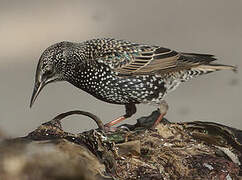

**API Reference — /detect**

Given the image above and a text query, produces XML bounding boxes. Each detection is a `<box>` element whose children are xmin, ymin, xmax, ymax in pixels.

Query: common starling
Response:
<box><xmin>30</xmin><ymin>38</ymin><xmax>236</xmax><ymax>130</ymax></box>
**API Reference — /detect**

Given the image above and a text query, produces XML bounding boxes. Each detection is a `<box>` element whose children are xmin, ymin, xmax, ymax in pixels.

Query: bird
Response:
<box><xmin>30</xmin><ymin>38</ymin><xmax>236</xmax><ymax>131</ymax></box>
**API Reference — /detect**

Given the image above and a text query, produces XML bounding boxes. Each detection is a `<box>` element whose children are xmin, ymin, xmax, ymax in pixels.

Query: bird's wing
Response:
<box><xmin>115</xmin><ymin>46</ymin><xmax>181</xmax><ymax>75</ymax></box>
<box><xmin>94</xmin><ymin>39</ymin><xmax>222</xmax><ymax>76</ymax></box>
<box><xmin>96</xmin><ymin>41</ymin><xmax>180</xmax><ymax>75</ymax></box>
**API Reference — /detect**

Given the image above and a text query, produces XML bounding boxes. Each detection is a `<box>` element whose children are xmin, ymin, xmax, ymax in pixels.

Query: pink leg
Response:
<box><xmin>152</xmin><ymin>112</ymin><xmax>166</xmax><ymax>128</ymax></box>
<box><xmin>104</xmin><ymin>104</ymin><xmax>136</xmax><ymax>132</ymax></box>
<box><xmin>152</xmin><ymin>100</ymin><xmax>169</xmax><ymax>128</ymax></box>
<box><xmin>104</xmin><ymin>116</ymin><xmax>126</xmax><ymax>128</ymax></box>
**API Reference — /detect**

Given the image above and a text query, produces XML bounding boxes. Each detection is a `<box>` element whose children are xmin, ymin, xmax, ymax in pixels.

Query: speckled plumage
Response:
<box><xmin>30</xmin><ymin>38</ymin><xmax>236</xmax><ymax>125</ymax></box>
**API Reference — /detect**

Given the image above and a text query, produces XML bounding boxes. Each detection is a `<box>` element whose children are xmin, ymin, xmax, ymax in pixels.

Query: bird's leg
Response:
<box><xmin>104</xmin><ymin>103</ymin><xmax>137</xmax><ymax>129</ymax></box>
<box><xmin>152</xmin><ymin>100</ymin><xmax>169</xmax><ymax>128</ymax></box>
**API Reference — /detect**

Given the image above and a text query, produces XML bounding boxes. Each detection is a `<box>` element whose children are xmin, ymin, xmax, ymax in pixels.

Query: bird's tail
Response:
<box><xmin>178</xmin><ymin>52</ymin><xmax>237</xmax><ymax>77</ymax></box>
<box><xmin>192</xmin><ymin>63</ymin><xmax>237</xmax><ymax>75</ymax></box>
<box><xmin>180</xmin><ymin>52</ymin><xmax>237</xmax><ymax>73</ymax></box>
<box><xmin>178</xmin><ymin>63</ymin><xmax>237</xmax><ymax>83</ymax></box>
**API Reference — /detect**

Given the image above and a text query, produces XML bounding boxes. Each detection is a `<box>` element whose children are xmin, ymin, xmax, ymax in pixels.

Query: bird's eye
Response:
<box><xmin>44</xmin><ymin>65</ymin><xmax>53</xmax><ymax>76</ymax></box>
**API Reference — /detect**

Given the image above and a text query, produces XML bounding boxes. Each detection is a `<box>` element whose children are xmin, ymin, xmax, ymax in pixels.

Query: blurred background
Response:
<box><xmin>0</xmin><ymin>0</ymin><xmax>241</xmax><ymax>137</ymax></box>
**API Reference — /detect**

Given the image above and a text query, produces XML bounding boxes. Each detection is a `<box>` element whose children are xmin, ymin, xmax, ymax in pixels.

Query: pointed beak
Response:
<box><xmin>30</xmin><ymin>71</ymin><xmax>59</xmax><ymax>108</ymax></box>
<box><xmin>30</xmin><ymin>80</ymin><xmax>46</xmax><ymax>108</ymax></box>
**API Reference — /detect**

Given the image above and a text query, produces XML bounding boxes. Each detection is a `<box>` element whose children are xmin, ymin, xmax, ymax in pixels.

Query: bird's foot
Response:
<box><xmin>151</xmin><ymin>100</ymin><xmax>169</xmax><ymax>129</ymax></box>
<box><xmin>104</xmin><ymin>126</ymin><xmax>118</xmax><ymax>132</ymax></box>
<box><xmin>151</xmin><ymin>113</ymin><xmax>166</xmax><ymax>129</ymax></box>
<box><xmin>104</xmin><ymin>117</ymin><xmax>126</xmax><ymax>128</ymax></box>
<box><xmin>104</xmin><ymin>116</ymin><xmax>126</xmax><ymax>132</ymax></box>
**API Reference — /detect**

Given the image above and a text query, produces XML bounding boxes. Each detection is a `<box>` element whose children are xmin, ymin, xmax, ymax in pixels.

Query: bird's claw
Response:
<box><xmin>104</xmin><ymin>125</ymin><xmax>118</xmax><ymax>132</ymax></box>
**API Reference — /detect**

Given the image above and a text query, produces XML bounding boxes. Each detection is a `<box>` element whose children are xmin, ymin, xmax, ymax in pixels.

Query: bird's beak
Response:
<box><xmin>30</xmin><ymin>72</ymin><xmax>59</xmax><ymax>108</ymax></box>
<box><xmin>30</xmin><ymin>79</ymin><xmax>46</xmax><ymax>108</ymax></box>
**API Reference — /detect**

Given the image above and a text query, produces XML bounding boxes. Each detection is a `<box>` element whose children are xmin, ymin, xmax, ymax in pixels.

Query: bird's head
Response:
<box><xmin>30</xmin><ymin>41</ymin><xmax>78</xmax><ymax>108</ymax></box>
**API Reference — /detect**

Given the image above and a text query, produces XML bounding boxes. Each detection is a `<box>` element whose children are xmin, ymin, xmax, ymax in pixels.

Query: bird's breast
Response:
<box><xmin>68</xmin><ymin>65</ymin><xmax>167</xmax><ymax>105</ymax></box>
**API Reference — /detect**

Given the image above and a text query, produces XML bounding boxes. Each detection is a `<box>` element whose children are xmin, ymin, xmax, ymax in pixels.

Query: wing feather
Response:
<box><xmin>92</xmin><ymin>38</ymin><xmax>225</xmax><ymax>76</ymax></box>
<box><xmin>114</xmin><ymin>46</ymin><xmax>180</xmax><ymax>75</ymax></box>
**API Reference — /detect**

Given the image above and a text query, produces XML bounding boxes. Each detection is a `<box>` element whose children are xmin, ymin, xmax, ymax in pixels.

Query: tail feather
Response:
<box><xmin>193</xmin><ymin>64</ymin><xmax>237</xmax><ymax>74</ymax></box>
<box><xmin>180</xmin><ymin>52</ymin><xmax>237</xmax><ymax>74</ymax></box>
<box><xmin>179</xmin><ymin>64</ymin><xmax>237</xmax><ymax>83</ymax></box>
